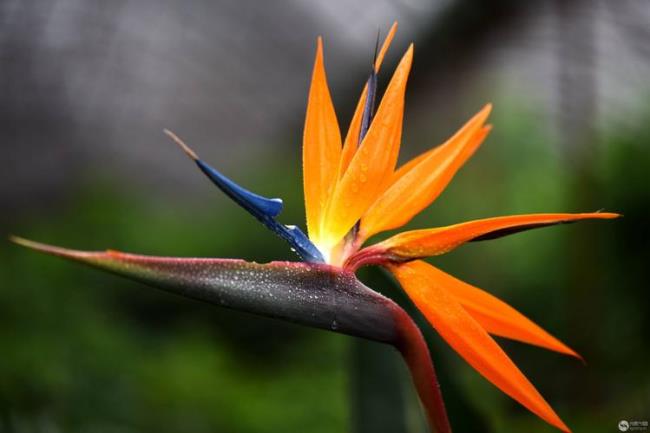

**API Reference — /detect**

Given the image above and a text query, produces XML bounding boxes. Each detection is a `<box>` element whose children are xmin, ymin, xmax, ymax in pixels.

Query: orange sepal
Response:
<box><xmin>322</xmin><ymin>44</ymin><xmax>414</xmax><ymax>248</ymax></box>
<box><xmin>359</xmin><ymin>105</ymin><xmax>492</xmax><ymax>240</ymax></box>
<box><xmin>339</xmin><ymin>22</ymin><xmax>398</xmax><ymax>176</ymax></box>
<box><xmin>416</xmin><ymin>263</ymin><xmax>582</xmax><ymax>359</ymax></box>
<box><xmin>302</xmin><ymin>37</ymin><xmax>342</xmax><ymax>245</ymax></box>
<box><xmin>378</xmin><ymin>212</ymin><xmax>620</xmax><ymax>260</ymax></box>
<box><xmin>388</xmin><ymin>260</ymin><xmax>571</xmax><ymax>432</ymax></box>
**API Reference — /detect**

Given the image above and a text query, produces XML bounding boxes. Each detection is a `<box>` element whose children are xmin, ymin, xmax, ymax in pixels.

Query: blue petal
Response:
<box><xmin>358</xmin><ymin>69</ymin><xmax>377</xmax><ymax>144</ymax></box>
<box><xmin>196</xmin><ymin>160</ymin><xmax>283</xmax><ymax>217</ymax></box>
<box><xmin>283</xmin><ymin>225</ymin><xmax>325</xmax><ymax>262</ymax></box>
<box><xmin>194</xmin><ymin>159</ymin><xmax>324</xmax><ymax>263</ymax></box>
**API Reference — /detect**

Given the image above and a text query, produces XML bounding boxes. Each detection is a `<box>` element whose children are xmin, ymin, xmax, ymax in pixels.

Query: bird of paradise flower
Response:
<box><xmin>11</xmin><ymin>22</ymin><xmax>618</xmax><ymax>433</ymax></box>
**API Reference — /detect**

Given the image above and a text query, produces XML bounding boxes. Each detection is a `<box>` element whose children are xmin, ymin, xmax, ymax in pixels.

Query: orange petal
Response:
<box><xmin>390</xmin><ymin>105</ymin><xmax>490</xmax><ymax>186</ymax></box>
<box><xmin>322</xmin><ymin>45</ymin><xmax>413</xmax><ymax>249</ymax></box>
<box><xmin>303</xmin><ymin>37</ymin><xmax>342</xmax><ymax>244</ymax></box>
<box><xmin>374</xmin><ymin>22</ymin><xmax>398</xmax><ymax>71</ymax></box>
<box><xmin>340</xmin><ymin>22</ymin><xmax>398</xmax><ymax>177</ymax></box>
<box><xmin>388</xmin><ymin>260</ymin><xmax>571</xmax><ymax>432</ymax></box>
<box><xmin>379</xmin><ymin>212</ymin><xmax>620</xmax><ymax>260</ymax></box>
<box><xmin>417</xmin><ymin>263</ymin><xmax>581</xmax><ymax>359</ymax></box>
<box><xmin>359</xmin><ymin>105</ymin><xmax>492</xmax><ymax>240</ymax></box>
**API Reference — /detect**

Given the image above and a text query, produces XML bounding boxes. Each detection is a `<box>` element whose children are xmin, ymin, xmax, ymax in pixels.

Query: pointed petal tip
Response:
<box><xmin>595</xmin><ymin>211</ymin><xmax>621</xmax><ymax>219</ymax></box>
<box><xmin>164</xmin><ymin>129</ymin><xmax>198</xmax><ymax>161</ymax></box>
<box><xmin>547</xmin><ymin>338</ymin><xmax>583</xmax><ymax>363</ymax></box>
<box><xmin>551</xmin><ymin>341</ymin><xmax>584</xmax><ymax>363</ymax></box>
<box><xmin>556</xmin><ymin>418</ymin><xmax>572</xmax><ymax>433</ymax></box>
<box><xmin>397</xmin><ymin>43</ymin><xmax>414</xmax><ymax>64</ymax></box>
<box><xmin>397</xmin><ymin>44</ymin><xmax>414</xmax><ymax>70</ymax></box>
<box><xmin>476</xmin><ymin>103</ymin><xmax>492</xmax><ymax>122</ymax></box>
<box><xmin>374</xmin><ymin>22</ymin><xmax>399</xmax><ymax>72</ymax></box>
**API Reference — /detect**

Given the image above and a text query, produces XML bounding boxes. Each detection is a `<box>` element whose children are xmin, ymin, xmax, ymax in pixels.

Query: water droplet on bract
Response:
<box><xmin>330</xmin><ymin>320</ymin><xmax>338</xmax><ymax>330</ymax></box>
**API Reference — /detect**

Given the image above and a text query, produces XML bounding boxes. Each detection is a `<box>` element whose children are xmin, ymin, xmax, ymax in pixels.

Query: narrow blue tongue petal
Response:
<box><xmin>358</xmin><ymin>69</ymin><xmax>377</xmax><ymax>144</ymax></box>
<box><xmin>358</xmin><ymin>33</ymin><xmax>381</xmax><ymax>145</ymax></box>
<box><xmin>195</xmin><ymin>160</ymin><xmax>283</xmax><ymax>218</ymax></box>
<box><xmin>351</xmin><ymin>45</ymin><xmax>381</xmax><ymax>237</ymax></box>
<box><xmin>164</xmin><ymin>130</ymin><xmax>324</xmax><ymax>263</ymax></box>
<box><xmin>197</xmin><ymin>159</ymin><xmax>324</xmax><ymax>262</ymax></box>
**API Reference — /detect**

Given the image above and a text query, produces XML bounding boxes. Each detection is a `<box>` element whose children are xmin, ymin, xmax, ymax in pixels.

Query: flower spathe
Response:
<box><xmin>11</xmin><ymin>21</ymin><xmax>619</xmax><ymax>433</ymax></box>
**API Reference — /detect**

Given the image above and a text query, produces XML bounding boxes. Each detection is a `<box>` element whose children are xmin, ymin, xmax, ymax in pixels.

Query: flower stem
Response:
<box><xmin>390</xmin><ymin>303</ymin><xmax>452</xmax><ymax>433</ymax></box>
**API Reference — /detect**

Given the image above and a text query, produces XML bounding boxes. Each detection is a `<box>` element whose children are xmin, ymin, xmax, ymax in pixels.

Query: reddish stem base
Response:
<box><xmin>391</xmin><ymin>303</ymin><xmax>452</xmax><ymax>433</ymax></box>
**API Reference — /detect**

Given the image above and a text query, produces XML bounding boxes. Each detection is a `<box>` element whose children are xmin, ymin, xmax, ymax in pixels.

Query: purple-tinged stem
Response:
<box><xmin>387</xmin><ymin>300</ymin><xmax>452</xmax><ymax>433</ymax></box>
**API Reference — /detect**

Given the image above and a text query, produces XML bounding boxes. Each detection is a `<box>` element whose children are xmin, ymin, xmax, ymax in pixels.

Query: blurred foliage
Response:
<box><xmin>1</xmin><ymin>176</ymin><xmax>348</xmax><ymax>433</ymax></box>
<box><xmin>2</xmin><ymin>101</ymin><xmax>649</xmax><ymax>433</ymax></box>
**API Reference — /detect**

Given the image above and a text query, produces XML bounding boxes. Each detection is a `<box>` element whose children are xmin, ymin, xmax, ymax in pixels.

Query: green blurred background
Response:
<box><xmin>2</xmin><ymin>1</ymin><xmax>649</xmax><ymax>432</ymax></box>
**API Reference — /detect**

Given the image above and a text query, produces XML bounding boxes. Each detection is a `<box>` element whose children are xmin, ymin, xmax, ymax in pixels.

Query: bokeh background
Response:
<box><xmin>2</xmin><ymin>1</ymin><xmax>649</xmax><ymax>432</ymax></box>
